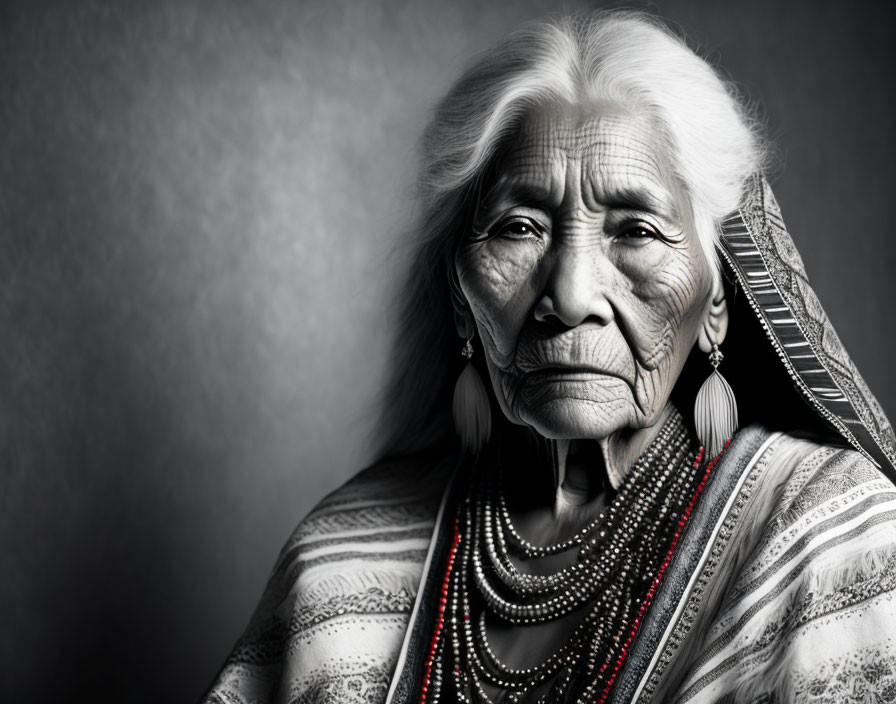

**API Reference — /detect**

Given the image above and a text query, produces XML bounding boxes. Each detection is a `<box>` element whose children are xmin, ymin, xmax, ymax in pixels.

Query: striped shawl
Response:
<box><xmin>203</xmin><ymin>428</ymin><xmax>896</xmax><ymax>703</ymax></box>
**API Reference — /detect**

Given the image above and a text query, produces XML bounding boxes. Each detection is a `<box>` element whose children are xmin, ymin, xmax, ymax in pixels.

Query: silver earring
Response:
<box><xmin>452</xmin><ymin>337</ymin><xmax>491</xmax><ymax>453</ymax></box>
<box><xmin>694</xmin><ymin>343</ymin><xmax>738</xmax><ymax>458</ymax></box>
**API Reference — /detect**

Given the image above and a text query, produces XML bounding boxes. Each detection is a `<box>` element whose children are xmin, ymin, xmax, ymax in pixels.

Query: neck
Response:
<box><xmin>550</xmin><ymin>403</ymin><xmax>676</xmax><ymax>516</ymax></box>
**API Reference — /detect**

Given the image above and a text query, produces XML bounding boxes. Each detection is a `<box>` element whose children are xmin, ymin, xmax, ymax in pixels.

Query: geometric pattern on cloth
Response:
<box><xmin>200</xmin><ymin>455</ymin><xmax>453</xmax><ymax>704</ymax></box>
<box><xmin>666</xmin><ymin>439</ymin><xmax>896</xmax><ymax>703</ymax></box>
<box><xmin>719</xmin><ymin>175</ymin><xmax>896</xmax><ymax>476</ymax></box>
<box><xmin>791</xmin><ymin>641</ymin><xmax>896</xmax><ymax>703</ymax></box>
<box><xmin>202</xmin><ymin>432</ymin><xmax>896</xmax><ymax>703</ymax></box>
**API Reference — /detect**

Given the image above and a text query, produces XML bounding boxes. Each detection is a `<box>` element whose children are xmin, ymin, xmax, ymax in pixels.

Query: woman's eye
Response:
<box><xmin>617</xmin><ymin>221</ymin><xmax>661</xmax><ymax>241</ymax></box>
<box><xmin>492</xmin><ymin>218</ymin><xmax>541</xmax><ymax>240</ymax></box>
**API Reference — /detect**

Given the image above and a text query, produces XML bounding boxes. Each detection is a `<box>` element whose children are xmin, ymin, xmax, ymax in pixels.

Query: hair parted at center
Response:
<box><xmin>375</xmin><ymin>9</ymin><xmax>767</xmax><ymax>459</ymax></box>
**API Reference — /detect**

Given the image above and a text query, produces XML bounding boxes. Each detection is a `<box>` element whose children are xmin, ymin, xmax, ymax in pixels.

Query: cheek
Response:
<box><xmin>614</xmin><ymin>243</ymin><xmax>712</xmax><ymax>383</ymax></box>
<box><xmin>456</xmin><ymin>240</ymin><xmax>543</xmax><ymax>361</ymax></box>
<box><xmin>618</xmin><ymin>244</ymin><xmax>710</xmax><ymax>325</ymax></box>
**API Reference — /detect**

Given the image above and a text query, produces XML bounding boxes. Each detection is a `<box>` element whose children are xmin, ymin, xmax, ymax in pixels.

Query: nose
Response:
<box><xmin>534</xmin><ymin>245</ymin><xmax>615</xmax><ymax>328</ymax></box>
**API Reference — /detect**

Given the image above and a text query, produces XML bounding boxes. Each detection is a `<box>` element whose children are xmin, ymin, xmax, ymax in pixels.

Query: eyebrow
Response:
<box><xmin>599</xmin><ymin>182</ymin><xmax>680</xmax><ymax>222</ymax></box>
<box><xmin>475</xmin><ymin>177</ymin><xmax>560</xmax><ymax>223</ymax></box>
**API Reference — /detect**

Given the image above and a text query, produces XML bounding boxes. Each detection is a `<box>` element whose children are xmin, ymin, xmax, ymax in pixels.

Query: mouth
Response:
<box><xmin>521</xmin><ymin>366</ymin><xmax>627</xmax><ymax>384</ymax></box>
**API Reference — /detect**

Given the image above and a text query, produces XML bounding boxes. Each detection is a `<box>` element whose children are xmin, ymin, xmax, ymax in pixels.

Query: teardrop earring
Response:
<box><xmin>452</xmin><ymin>337</ymin><xmax>492</xmax><ymax>453</ymax></box>
<box><xmin>694</xmin><ymin>343</ymin><xmax>738</xmax><ymax>458</ymax></box>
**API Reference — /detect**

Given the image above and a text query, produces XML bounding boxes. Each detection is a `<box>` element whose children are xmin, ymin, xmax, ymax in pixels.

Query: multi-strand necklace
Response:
<box><xmin>419</xmin><ymin>409</ymin><xmax>713</xmax><ymax>704</ymax></box>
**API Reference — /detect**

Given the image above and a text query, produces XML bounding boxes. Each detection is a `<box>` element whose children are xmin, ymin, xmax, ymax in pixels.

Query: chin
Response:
<box><xmin>516</xmin><ymin>396</ymin><xmax>637</xmax><ymax>440</ymax></box>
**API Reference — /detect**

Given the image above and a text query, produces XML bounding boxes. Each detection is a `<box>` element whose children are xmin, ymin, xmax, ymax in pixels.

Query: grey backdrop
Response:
<box><xmin>1</xmin><ymin>0</ymin><xmax>894</xmax><ymax>701</ymax></box>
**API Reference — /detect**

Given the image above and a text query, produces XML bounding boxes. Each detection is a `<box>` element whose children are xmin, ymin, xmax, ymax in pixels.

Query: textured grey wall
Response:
<box><xmin>1</xmin><ymin>0</ymin><xmax>893</xmax><ymax>701</ymax></box>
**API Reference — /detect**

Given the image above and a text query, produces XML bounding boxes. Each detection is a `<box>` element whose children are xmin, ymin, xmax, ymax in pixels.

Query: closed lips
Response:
<box><xmin>512</xmin><ymin>327</ymin><xmax>636</xmax><ymax>384</ymax></box>
<box><xmin>521</xmin><ymin>366</ymin><xmax>628</xmax><ymax>382</ymax></box>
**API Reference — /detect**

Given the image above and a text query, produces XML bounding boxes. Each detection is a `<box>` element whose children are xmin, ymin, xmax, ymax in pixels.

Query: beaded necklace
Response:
<box><xmin>419</xmin><ymin>409</ymin><xmax>718</xmax><ymax>704</ymax></box>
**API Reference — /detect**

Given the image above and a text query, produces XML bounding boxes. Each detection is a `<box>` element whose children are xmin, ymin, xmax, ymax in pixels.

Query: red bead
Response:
<box><xmin>593</xmin><ymin>443</ymin><xmax>725</xmax><ymax>704</ymax></box>
<box><xmin>418</xmin><ymin>521</ymin><xmax>462</xmax><ymax>704</ymax></box>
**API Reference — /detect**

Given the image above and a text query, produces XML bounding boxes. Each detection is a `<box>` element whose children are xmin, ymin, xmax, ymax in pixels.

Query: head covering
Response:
<box><xmin>718</xmin><ymin>174</ymin><xmax>895</xmax><ymax>478</ymax></box>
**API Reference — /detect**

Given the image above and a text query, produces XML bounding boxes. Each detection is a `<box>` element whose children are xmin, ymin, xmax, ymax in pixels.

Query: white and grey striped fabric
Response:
<box><xmin>203</xmin><ymin>455</ymin><xmax>454</xmax><ymax>704</ymax></box>
<box><xmin>632</xmin><ymin>434</ymin><xmax>896</xmax><ymax>703</ymax></box>
<box><xmin>203</xmin><ymin>432</ymin><xmax>896</xmax><ymax>703</ymax></box>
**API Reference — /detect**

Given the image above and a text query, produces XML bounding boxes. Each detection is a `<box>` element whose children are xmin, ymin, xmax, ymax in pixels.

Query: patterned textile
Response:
<box><xmin>203</xmin><ymin>432</ymin><xmax>896</xmax><ymax>703</ymax></box>
<box><xmin>720</xmin><ymin>175</ymin><xmax>896</xmax><ymax>474</ymax></box>
<box><xmin>680</xmin><ymin>444</ymin><xmax>896</xmax><ymax>703</ymax></box>
<box><xmin>626</xmin><ymin>432</ymin><xmax>896</xmax><ymax>703</ymax></box>
<box><xmin>202</xmin><ymin>455</ymin><xmax>454</xmax><ymax>704</ymax></box>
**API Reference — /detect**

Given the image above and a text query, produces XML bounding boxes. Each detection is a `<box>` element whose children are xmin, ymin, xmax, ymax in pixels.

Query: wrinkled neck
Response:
<box><xmin>549</xmin><ymin>403</ymin><xmax>676</xmax><ymax>517</ymax></box>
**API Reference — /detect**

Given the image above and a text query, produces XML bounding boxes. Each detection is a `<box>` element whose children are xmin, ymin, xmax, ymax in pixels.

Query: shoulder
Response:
<box><xmin>762</xmin><ymin>434</ymin><xmax>896</xmax><ymax>538</ymax></box>
<box><xmin>285</xmin><ymin>448</ymin><xmax>458</xmax><ymax>550</ymax></box>
<box><xmin>203</xmin><ymin>449</ymin><xmax>459</xmax><ymax>704</ymax></box>
<box><xmin>749</xmin><ymin>434</ymin><xmax>896</xmax><ymax>603</ymax></box>
<box><xmin>247</xmin><ymin>447</ymin><xmax>458</xmax><ymax>623</ymax></box>
<box><xmin>673</xmin><ymin>433</ymin><xmax>896</xmax><ymax>702</ymax></box>
<box><xmin>712</xmin><ymin>434</ymin><xmax>896</xmax><ymax>700</ymax></box>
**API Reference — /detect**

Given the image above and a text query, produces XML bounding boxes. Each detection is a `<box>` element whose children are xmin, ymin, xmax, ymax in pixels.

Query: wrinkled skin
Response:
<box><xmin>454</xmin><ymin>101</ymin><xmax>725</xmax><ymax>687</ymax></box>
<box><xmin>455</xmin><ymin>103</ymin><xmax>716</xmax><ymax>448</ymax></box>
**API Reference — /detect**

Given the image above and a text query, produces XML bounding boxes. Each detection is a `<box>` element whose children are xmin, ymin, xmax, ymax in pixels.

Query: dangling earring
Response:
<box><xmin>694</xmin><ymin>343</ymin><xmax>738</xmax><ymax>458</ymax></box>
<box><xmin>452</xmin><ymin>336</ymin><xmax>491</xmax><ymax>453</ymax></box>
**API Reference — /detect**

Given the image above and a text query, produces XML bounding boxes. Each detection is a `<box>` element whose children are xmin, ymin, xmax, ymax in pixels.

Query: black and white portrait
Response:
<box><xmin>2</xmin><ymin>1</ymin><xmax>894</xmax><ymax>702</ymax></box>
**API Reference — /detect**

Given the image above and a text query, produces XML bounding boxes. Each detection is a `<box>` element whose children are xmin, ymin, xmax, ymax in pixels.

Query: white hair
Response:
<box><xmin>420</xmin><ymin>10</ymin><xmax>766</xmax><ymax>272</ymax></box>
<box><xmin>377</xmin><ymin>11</ymin><xmax>767</xmax><ymax>457</ymax></box>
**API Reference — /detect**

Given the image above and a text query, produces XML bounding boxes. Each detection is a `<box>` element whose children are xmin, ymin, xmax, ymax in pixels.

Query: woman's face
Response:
<box><xmin>455</xmin><ymin>102</ymin><xmax>715</xmax><ymax>440</ymax></box>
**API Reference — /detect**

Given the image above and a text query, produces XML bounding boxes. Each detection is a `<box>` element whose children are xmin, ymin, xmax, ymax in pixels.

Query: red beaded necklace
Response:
<box><xmin>418</xmin><ymin>411</ymin><xmax>727</xmax><ymax>704</ymax></box>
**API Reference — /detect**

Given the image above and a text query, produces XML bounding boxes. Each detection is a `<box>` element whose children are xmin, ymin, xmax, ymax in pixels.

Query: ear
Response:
<box><xmin>697</xmin><ymin>276</ymin><xmax>729</xmax><ymax>354</ymax></box>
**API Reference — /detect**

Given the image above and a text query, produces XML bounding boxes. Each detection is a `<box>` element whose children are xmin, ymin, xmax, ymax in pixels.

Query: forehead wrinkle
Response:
<box><xmin>584</xmin><ymin>138</ymin><xmax>677</xmax><ymax>219</ymax></box>
<box><xmin>483</xmin><ymin>146</ymin><xmax>566</xmax><ymax>211</ymax></box>
<box><xmin>519</xmin><ymin>111</ymin><xmax>677</xmax><ymax>216</ymax></box>
<box><xmin>590</xmin><ymin>165</ymin><xmax>678</xmax><ymax>220</ymax></box>
<box><xmin>553</xmin><ymin>125</ymin><xmax>662</xmax><ymax>165</ymax></box>
<box><xmin>581</xmin><ymin>134</ymin><xmax>664</xmax><ymax>170</ymax></box>
<box><xmin>535</xmin><ymin>111</ymin><xmax>657</xmax><ymax>152</ymax></box>
<box><xmin>581</xmin><ymin>130</ymin><xmax>666</xmax><ymax>183</ymax></box>
<box><xmin>486</xmin><ymin>110</ymin><xmax>682</xmax><ymax>219</ymax></box>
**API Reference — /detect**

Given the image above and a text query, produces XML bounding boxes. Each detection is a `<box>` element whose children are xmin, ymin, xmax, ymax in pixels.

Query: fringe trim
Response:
<box><xmin>727</xmin><ymin>540</ymin><xmax>896</xmax><ymax>703</ymax></box>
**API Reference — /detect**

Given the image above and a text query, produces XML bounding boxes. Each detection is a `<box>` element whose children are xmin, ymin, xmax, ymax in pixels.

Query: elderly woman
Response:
<box><xmin>204</xmin><ymin>11</ymin><xmax>896</xmax><ymax>704</ymax></box>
